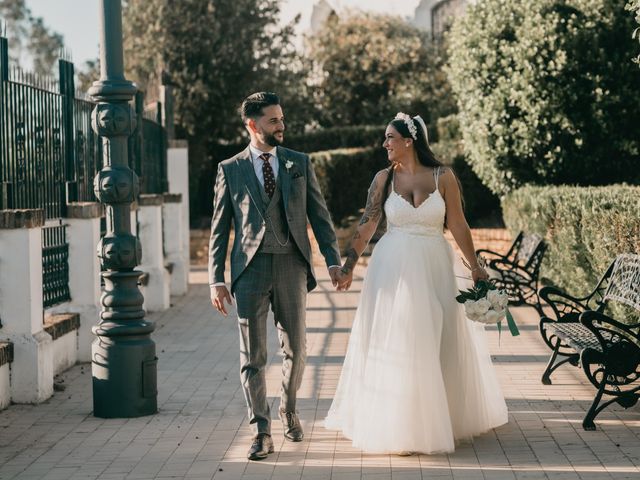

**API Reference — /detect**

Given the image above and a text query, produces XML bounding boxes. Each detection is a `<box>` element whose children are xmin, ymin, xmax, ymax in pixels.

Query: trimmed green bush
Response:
<box><xmin>431</xmin><ymin>140</ymin><xmax>501</xmax><ymax>226</ymax></box>
<box><xmin>502</xmin><ymin>185</ymin><xmax>640</xmax><ymax>299</ymax></box>
<box><xmin>448</xmin><ymin>0</ymin><xmax>640</xmax><ymax>196</ymax></box>
<box><xmin>311</xmin><ymin>147</ymin><xmax>389</xmax><ymax>226</ymax></box>
<box><xmin>286</xmin><ymin>125</ymin><xmax>385</xmax><ymax>153</ymax></box>
<box><xmin>436</xmin><ymin>115</ymin><xmax>461</xmax><ymax>143</ymax></box>
<box><xmin>628</xmin><ymin>1</ymin><xmax>640</xmax><ymax>64</ymax></box>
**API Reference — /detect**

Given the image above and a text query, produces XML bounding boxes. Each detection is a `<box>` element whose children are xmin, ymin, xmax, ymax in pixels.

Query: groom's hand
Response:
<box><xmin>211</xmin><ymin>285</ymin><xmax>233</xmax><ymax>316</ymax></box>
<box><xmin>328</xmin><ymin>266</ymin><xmax>341</xmax><ymax>288</ymax></box>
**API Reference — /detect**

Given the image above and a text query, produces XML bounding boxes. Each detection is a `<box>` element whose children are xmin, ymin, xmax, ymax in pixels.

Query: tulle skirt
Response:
<box><xmin>324</xmin><ymin>230</ymin><xmax>508</xmax><ymax>454</ymax></box>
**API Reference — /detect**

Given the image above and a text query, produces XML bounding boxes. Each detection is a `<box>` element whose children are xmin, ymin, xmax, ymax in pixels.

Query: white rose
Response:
<box><xmin>496</xmin><ymin>291</ymin><xmax>509</xmax><ymax>308</ymax></box>
<box><xmin>495</xmin><ymin>309</ymin><xmax>506</xmax><ymax>321</ymax></box>
<box><xmin>464</xmin><ymin>300</ymin><xmax>480</xmax><ymax>316</ymax></box>
<box><xmin>483</xmin><ymin>309</ymin><xmax>501</xmax><ymax>324</ymax></box>
<box><xmin>487</xmin><ymin>290</ymin><xmax>502</xmax><ymax>309</ymax></box>
<box><xmin>475</xmin><ymin>298</ymin><xmax>491</xmax><ymax>315</ymax></box>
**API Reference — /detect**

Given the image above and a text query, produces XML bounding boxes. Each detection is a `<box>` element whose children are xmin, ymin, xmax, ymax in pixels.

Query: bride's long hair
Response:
<box><xmin>381</xmin><ymin>116</ymin><xmax>465</xmax><ymax>227</ymax></box>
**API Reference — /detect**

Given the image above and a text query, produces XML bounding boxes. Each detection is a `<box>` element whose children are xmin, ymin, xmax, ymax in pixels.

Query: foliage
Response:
<box><xmin>502</xmin><ymin>185</ymin><xmax>640</xmax><ymax>300</ymax></box>
<box><xmin>0</xmin><ymin>0</ymin><xmax>64</xmax><ymax>76</ymax></box>
<box><xmin>628</xmin><ymin>1</ymin><xmax>640</xmax><ymax>64</ymax></box>
<box><xmin>122</xmin><ymin>0</ymin><xmax>310</xmax><ymax>142</ymax></box>
<box><xmin>307</xmin><ymin>12</ymin><xmax>456</xmax><ymax>128</ymax></box>
<box><xmin>310</xmin><ymin>147</ymin><xmax>389</xmax><ymax>226</ymax></box>
<box><xmin>286</xmin><ymin>125</ymin><xmax>385</xmax><ymax>153</ymax></box>
<box><xmin>76</xmin><ymin>58</ymin><xmax>99</xmax><ymax>93</ymax></box>
<box><xmin>436</xmin><ymin>114</ymin><xmax>461</xmax><ymax>142</ymax></box>
<box><xmin>447</xmin><ymin>0</ymin><xmax>640</xmax><ymax>196</ymax></box>
<box><xmin>431</xmin><ymin>142</ymin><xmax>501</xmax><ymax>225</ymax></box>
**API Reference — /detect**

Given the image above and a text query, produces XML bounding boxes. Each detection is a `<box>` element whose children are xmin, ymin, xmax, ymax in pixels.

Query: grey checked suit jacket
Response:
<box><xmin>208</xmin><ymin>146</ymin><xmax>341</xmax><ymax>293</ymax></box>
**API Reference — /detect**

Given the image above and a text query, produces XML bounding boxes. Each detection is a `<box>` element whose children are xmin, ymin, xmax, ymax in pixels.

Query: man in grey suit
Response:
<box><xmin>209</xmin><ymin>92</ymin><xmax>342</xmax><ymax>460</ymax></box>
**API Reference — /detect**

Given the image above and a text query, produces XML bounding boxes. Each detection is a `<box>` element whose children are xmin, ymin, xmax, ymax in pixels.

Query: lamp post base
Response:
<box><xmin>92</xmin><ymin>332</ymin><xmax>157</xmax><ymax>418</ymax></box>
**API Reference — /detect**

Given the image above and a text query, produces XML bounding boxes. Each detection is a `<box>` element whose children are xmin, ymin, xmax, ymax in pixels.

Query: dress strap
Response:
<box><xmin>433</xmin><ymin>167</ymin><xmax>441</xmax><ymax>189</ymax></box>
<box><xmin>389</xmin><ymin>168</ymin><xmax>396</xmax><ymax>193</ymax></box>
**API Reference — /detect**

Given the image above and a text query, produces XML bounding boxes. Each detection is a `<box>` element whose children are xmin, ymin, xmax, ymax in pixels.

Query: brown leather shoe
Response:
<box><xmin>279</xmin><ymin>409</ymin><xmax>304</xmax><ymax>442</ymax></box>
<box><xmin>247</xmin><ymin>433</ymin><xmax>274</xmax><ymax>461</ymax></box>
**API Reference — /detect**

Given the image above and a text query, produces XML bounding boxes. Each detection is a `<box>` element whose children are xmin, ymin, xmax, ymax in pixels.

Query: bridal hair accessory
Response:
<box><xmin>413</xmin><ymin>115</ymin><xmax>429</xmax><ymax>145</ymax></box>
<box><xmin>395</xmin><ymin>112</ymin><xmax>418</xmax><ymax>140</ymax></box>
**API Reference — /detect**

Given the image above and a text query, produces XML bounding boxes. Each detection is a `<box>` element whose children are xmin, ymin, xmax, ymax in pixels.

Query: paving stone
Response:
<box><xmin>2</xmin><ymin>233</ymin><xmax>640</xmax><ymax>479</ymax></box>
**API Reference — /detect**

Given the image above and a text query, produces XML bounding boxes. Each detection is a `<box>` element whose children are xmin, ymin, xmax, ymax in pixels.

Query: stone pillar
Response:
<box><xmin>65</xmin><ymin>202</ymin><xmax>102</xmax><ymax>362</ymax></box>
<box><xmin>162</xmin><ymin>193</ymin><xmax>187</xmax><ymax>295</ymax></box>
<box><xmin>0</xmin><ymin>209</ymin><xmax>53</xmax><ymax>403</ymax></box>
<box><xmin>167</xmin><ymin>142</ymin><xmax>190</xmax><ymax>275</ymax></box>
<box><xmin>138</xmin><ymin>194</ymin><xmax>170</xmax><ymax>311</ymax></box>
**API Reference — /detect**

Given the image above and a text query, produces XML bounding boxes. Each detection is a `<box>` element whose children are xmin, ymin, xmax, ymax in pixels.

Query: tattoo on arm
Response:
<box><xmin>359</xmin><ymin>178</ymin><xmax>384</xmax><ymax>226</ymax></box>
<box><xmin>341</xmin><ymin>248</ymin><xmax>360</xmax><ymax>274</ymax></box>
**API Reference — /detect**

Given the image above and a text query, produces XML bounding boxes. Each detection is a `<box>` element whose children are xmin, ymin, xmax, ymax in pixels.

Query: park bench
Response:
<box><xmin>476</xmin><ymin>231</ymin><xmax>547</xmax><ymax>314</ymax></box>
<box><xmin>538</xmin><ymin>253</ymin><xmax>640</xmax><ymax>430</ymax></box>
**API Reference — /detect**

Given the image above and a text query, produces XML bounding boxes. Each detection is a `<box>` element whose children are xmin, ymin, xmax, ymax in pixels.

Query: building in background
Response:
<box><xmin>308</xmin><ymin>0</ymin><xmax>477</xmax><ymax>38</ymax></box>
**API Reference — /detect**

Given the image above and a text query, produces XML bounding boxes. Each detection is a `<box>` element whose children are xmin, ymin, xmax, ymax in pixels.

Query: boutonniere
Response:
<box><xmin>285</xmin><ymin>160</ymin><xmax>294</xmax><ymax>170</ymax></box>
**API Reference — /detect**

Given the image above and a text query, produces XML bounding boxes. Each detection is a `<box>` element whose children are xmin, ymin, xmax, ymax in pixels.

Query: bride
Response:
<box><xmin>324</xmin><ymin>113</ymin><xmax>508</xmax><ymax>454</ymax></box>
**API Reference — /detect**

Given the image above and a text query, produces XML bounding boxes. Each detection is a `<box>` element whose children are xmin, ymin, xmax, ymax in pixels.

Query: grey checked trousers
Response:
<box><xmin>233</xmin><ymin>251</ymin><xmax>308</xmax><ymax>435</ymax></box>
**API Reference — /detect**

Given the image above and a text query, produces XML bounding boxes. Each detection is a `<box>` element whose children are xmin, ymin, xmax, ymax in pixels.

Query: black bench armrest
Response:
<box><xmin>476</xmin><ymin>248</ymin><xmax>512</xmax><ymax>262</ymax></box>
<box><xmin>580</xmin><ymin>310</ymin><xmax>640</xmax><ymax>346</ymax></box>
<box><xmin>579</xmin><ymin>310</ymin><xmax>640</xmax><ymax>397</ymax></box>
<box><xmin>539</xmin><ymin>286</ymin><xmax>588</xmax><ymax>323</ymax></box>
<box><xmin>488</xmin><ymin>258</ymin><xmax>532</xmax><ymax>279</ymax></box>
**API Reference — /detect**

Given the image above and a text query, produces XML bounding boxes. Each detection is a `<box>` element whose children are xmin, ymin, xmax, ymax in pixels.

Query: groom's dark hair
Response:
<box><xmin>240</xmin><ymin>92</ymin><xmax>280</xmax><ymax>123</ymax></box>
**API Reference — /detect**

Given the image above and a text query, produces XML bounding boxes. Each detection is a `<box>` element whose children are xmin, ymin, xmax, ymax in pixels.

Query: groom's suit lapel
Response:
<box><xmin>235</xmin><ymin>147</ymin><xmax>266</xmax><ymax>214</ymax></box>
<box><xmin>277</xmin><ymin>146</ymin><xmax>292</xmax><ymax>210</ymax></box>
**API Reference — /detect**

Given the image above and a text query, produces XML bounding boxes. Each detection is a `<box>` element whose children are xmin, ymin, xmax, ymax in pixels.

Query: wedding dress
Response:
<box><xmin>324</xmin><ymin>168</ymin><xmax>508</xmax><ymax>454</ymax></box>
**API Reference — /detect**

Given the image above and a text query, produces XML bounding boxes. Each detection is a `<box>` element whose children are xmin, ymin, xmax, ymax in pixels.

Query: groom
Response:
<box><xmin>208</xmin><ymin>92</ymin><xmax>342</xmax><ymax>460</ymax></box>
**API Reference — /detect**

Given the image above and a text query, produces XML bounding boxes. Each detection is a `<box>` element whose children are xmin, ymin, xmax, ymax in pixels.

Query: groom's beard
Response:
<box><xmin>265</xmin><ymin>131</ymin><xmax>284</xmax><ymax>147</ymax></box>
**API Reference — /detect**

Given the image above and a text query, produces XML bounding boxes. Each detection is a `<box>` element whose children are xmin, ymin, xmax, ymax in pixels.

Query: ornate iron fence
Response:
<box><xmin>0</xmin><ymin>34</ymin><xmax>168</xmax><ymax>219</ymax></box>
<box><xmin>42</xmin><ymin>222</ymin><xmax>70</xmax><ymax>308</ymax></box>
<box><xmin>1</xmin><ymin>32</ymin><xmax>168</xmax><ymax>310</ymax></box>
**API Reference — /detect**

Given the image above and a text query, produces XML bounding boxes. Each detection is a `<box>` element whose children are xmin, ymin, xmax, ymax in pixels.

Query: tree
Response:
<box><xmin>122</xmin><ymin>0</ymin><xmax>310</xmax><ymax>224</ymax></box>
<box><xmin>0</xmin><ymin>0</ymin><xmax>64</xmax><ymax>76</ymax></box>
<box><xmin>76</xmin><ymin>58</ymin><xmax>100</xmax><ymax>93</ymax></box>
<box><xmin>306</xmin><ymin>12</ymin><xmax>456</xmax><ymax>129</ymax></box>
<box><xmin>447</xmin><ymin>0</ymin><xmax>640</xmax><ymax>196</ymax></box>
<box><xmin>122</xmin><ymin>0</ymin><xmax>308</xmax><ymax>142</ymax></box>
<box><xmin>628</xmin><ymin>0</ymin><xmax>640</xmax><ymax>64</ymax></box>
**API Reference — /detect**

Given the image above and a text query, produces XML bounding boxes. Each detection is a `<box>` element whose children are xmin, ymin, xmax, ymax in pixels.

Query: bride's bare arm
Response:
<box><xmin>340</xmin><ymin>170</ymin><xmax>390</xmax><ymax>277</ymax></box>
<box><xmin>440</xmin><ymin>169</ymin><xmax>489</xmax><ymax>283</ymax></box>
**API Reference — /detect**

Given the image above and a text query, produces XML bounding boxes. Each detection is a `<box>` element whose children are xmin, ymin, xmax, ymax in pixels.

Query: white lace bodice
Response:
<box><xmin>384</xmin><ymin>167</ymin><xmax>445</xmax><ymax>237</ymax></box>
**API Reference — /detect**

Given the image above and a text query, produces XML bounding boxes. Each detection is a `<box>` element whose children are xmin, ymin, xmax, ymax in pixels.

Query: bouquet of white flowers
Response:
<box><xmin>456</xmin><ymin>280</ymin><xmax>519</xmax><ymax>337</ymax></box>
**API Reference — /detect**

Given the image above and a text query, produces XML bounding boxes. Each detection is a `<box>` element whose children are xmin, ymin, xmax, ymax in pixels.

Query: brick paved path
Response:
<box><xmin>1</xmin><ymin>261</ymin><xmax>639</xmax><ymax>480</ymax></box>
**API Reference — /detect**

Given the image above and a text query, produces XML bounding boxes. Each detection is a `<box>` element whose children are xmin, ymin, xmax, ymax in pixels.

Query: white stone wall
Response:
<box><xmin>167</xmin><ymin>145</ymin><xmax>190</xmax><ymax>274</ymax></box>
<box><xmin>0</xmin><ymin>363</ymin><xmax>10</xmax><ymax>410</ymax></box>
<box><xmin>51</xmin><ymin>331</ymin><xmax>78</xmax><ymax>376</ymax></box>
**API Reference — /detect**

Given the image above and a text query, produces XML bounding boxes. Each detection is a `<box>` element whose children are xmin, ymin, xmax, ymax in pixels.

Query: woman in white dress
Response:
<box><xmin>324</xmin><ymin>113</ymin><xmax>508</xmax><ymax>454</ymax></box>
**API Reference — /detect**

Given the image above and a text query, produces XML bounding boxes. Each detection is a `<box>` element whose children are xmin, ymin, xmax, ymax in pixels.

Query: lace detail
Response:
<box><xmin>386</xmin><ymin>168</ymin><xmax>445</xmax><ymax>237</ymax></box>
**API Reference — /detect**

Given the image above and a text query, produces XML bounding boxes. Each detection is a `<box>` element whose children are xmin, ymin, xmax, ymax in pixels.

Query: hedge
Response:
<box><xmin>286</xmin><ymin>125</ymin><xmax>385</xmax><ymax>153</ymax></box>
<box><xmin>447</xmin><ymin>0</ymin><xmax>640</xmax><ymax>195</ymax></box>
<box><xmin>431</xmin><ymin>139</ymin><xmax>501</xmax><ymax>226</ymax></box>
<box><xmin>310</xmin><ymin>147</ymin><xmax>389</xmax><ymax>227</ymax></box>
<box><xmin>502</xmin><ymin>185</ymin><xmax>640</xmax><ymax>303</ymax></box>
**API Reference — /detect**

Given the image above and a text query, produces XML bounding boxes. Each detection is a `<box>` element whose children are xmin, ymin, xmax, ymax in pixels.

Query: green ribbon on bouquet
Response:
<box><xmin>496</xmin><ymin>309</ymin><xmax>520</xmax><ymax>345</ymax></box>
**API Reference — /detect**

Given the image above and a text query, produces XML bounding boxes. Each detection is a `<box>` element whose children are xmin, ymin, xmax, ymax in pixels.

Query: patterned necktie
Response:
<box><xmin>260</xmin><ymin>153</ymin><xmax>276</xmax><ymax>198</ymax></box>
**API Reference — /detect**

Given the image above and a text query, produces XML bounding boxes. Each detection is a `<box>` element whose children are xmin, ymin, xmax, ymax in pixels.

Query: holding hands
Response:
<box><xmin>329</xmin><ymin>266</ymin><xmax>353</xmax><ymax>291</ymax></box>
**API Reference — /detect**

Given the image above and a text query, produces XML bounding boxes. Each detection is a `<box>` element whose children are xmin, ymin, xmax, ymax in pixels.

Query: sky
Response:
<box><xmin>24</xmin><ymin>0</ymin><xmax>422</xmax><ymax>67</ymax></box>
